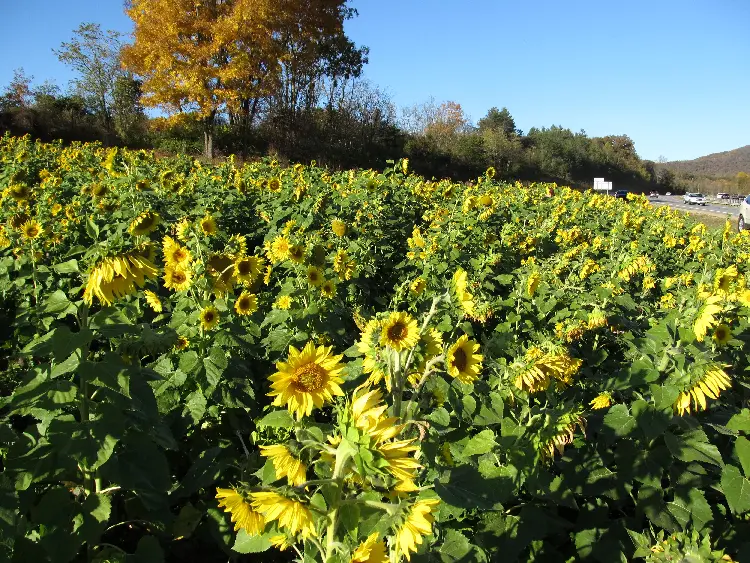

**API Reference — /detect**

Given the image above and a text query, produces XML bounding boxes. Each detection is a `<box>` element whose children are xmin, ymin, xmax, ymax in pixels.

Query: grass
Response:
<box><xmin>685</xmin><ymin>210</ymin><xmax>734</xmax><ymax>231</ymax></box>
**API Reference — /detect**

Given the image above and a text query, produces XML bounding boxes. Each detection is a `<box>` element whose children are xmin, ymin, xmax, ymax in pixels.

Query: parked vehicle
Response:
<box><xmin>683</xmin><ymin>192</ymin><xmax>707</xmax><ymax>205</ymax></box>
<box><xmin>739</xmin><ymin>195</ymin><xmax>750</xmax><ymax>231</ymax></box>
<box><xmin>717</xmin><ymin>193</ymin><xmax>730</xmax><ymax>200</ymax></box>
<box><xmin>614</xmin><ymin>190</ymin><xmax>628</xmax><ymax>199</ymax></box>
<box><xmin>648</xmin><ymin>191</ymin><xmax>659</xmax><ymax>199</ymax></box>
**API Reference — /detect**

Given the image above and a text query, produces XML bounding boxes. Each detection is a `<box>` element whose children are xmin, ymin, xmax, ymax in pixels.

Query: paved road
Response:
<box><xmin>648</xmin><ymin>195</ymin><xmax>739</xmax><ymax>216</ymax></box>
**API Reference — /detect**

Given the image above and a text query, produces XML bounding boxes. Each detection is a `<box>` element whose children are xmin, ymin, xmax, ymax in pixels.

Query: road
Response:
<box><xmin>648</xmin><ymin>195</ymin><xmax>739</xmax><ymax>217</ymax></box>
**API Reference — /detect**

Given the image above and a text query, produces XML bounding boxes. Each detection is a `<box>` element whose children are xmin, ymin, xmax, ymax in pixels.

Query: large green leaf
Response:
<box><xmin>721</xmin><ymin>464</ymin><xmax>750</xmax><ymax>514</ymax></box>
<box><xmin>232</xmin><ymin>530</ymin><xmax>272</xmax><ymax>553</ymax></box>
<box><xmin>664</xmin><ymin>429</ymin><xmax>723</xmax><ymax>467</ymax></box>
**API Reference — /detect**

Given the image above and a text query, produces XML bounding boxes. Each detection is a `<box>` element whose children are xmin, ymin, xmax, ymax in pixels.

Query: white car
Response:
<box><xmin>683</xmin><ymin>192</ymin><xmax>707</xmax><ymax>205</ymax></box>
<box><xmin>739</xmin><ymin>196</ymin><xmax>750</xmax><ymax>231</ymax></box>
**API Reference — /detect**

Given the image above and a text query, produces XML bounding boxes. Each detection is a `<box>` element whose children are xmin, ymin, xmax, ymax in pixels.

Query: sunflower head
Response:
<box><xmin>129</xmin><ymin>211</ymin><xmax>161</xmax><ymax>236</ymax></box>
<box><xmin>270</xmin><ymin>235</ymin><xmax>291</xmax><ymax>262</ymax></box>
<box><xmin>200</xmin><ymin>214</ymin><xmax>217</xmax><ymax>236</ymax></box>
<box><xmin>267</xmin><ymin>177</ymin><xmax>282</xmax><ymax>192</ymax></box>
<box><xmin>275</xmin><ymin>295</ymin><xmax>292</xmax><ymax>310</ymax></box>
<box><xmin>234</xmin><ymin>291</ymin><xmax>258</xmax><ymax>316</ymax></box>
<box><xmin>234</xmin><ymin>256</ymin><xmax>262</xmax><ymax>283</ymax></box>
<box><xmin>306</xmin><ymin>266</ymin><xmax>323</xmax><ymax>287</ymax></box>
<box><xmin>199</xmin><ymin>305</ymin><xmax>220</xmax><ymax>331</ymax></box>
<box><xmin>713</xmin><ymin>324</ymin><xmax>731</xmax><ymax>345</ymax></box>
<box><xmin>320</xmin><ymin>279</ymin><xmax>336</xmax><ymax>299</ymax></box>
<box><xmin>288</xmin><ymin>244</ymin><xmax>305</xmax><ymax>263</ymax></box>
<box><xmin>174</xmin><ymin>335</ymin><xmax>189</xmax><ymax>351</ymax></box>
<box><xmin>9</xmin><ymin>183</ymin><xmax>31</xmax><ymax>201</ymax></box>
<box><xmin>268</xmin><ymin>341</ymin><xmax>345</xmax><ymax>420</ymax></box>
<box><xmin>163</xmin><ymin>266</ymin><xmax>193</xmax><ymax>292</ymax></box>
<box><xmin>91</xmin><ymin>183</ymin><xmax>108</xmax><ymax>198</ymax></box>
<box><xmin>380</xmin><ymin>311</ymin><xmax>419</xmax><ymax>352</ymax></box>
<box><xmin>21</xmin><ymin>219</ymin><xmax>42</xmax><ymax>240</ymax></box>
<box><xmin>446</xmin><ymin>334</ymin><xmax>483</xmax><ymax>384</ymax></box>
<box><xmin>331</xmin><ymin>219</ymin><xmax>347</xmax><ymax>237</ymax></box>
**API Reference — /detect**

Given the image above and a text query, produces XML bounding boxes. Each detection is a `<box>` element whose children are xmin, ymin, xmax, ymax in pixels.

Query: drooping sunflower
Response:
<box><xmin>9</xmin><ymin>183</ymin><xmax>31</xmax><ymax>202</ymax></box>
<box><xmin>527</xmin><ymin>272</ymin><xmax>541</xmax><ymax>297</ymax></box>
<box><xmin>351</xmin><ymin>532</ymin><xmax>388</xmax><ymax>563</ymax></box>
<box><xmin>445</xmin><ymin>335</ymin><xmax>483</xmax><ymax>384</ymax></box>
<box><xmin>673</xmin><ymin>364</ymin><xmax>732</xmax><ymax>416</ymax></box>
<box><xmin>215</xmin><ymin>488</ymin><xmax>265</xmax><ymax>535</ymax></box>
<box><xmin>713</xmin><ymin>323</ymin><xmax>732</xmax><ymax>345</ymax></box>
<box><xmin>378</xmin><ymin>438</ymin><xmax>421</xmax><ymax>488</ymax></box>
<box><xmin>331</xmin><ymin>218</ymin><xmax>347</xmax><ymax>237</ymax></box>
<box><xmin>305</xmin><ymin>266</ymin><xmax>323</xmax><ymax>287</ymax></box>
<box><xmin>234</xmin><ymin>291</ymin><xmax>258</xmax><ymax>316</ymax></box>
<box><xmin>21</xmin><ymin>219</ymin><xmax>42</xmax><ymax>240</ymax></box>
<box><xmin>394</xmin><ymin>498</ymin><xmax>440</xmax><ymax>561</ymax></box>
<box><xmin>589</xmin><ymin>393</ymin><xmax>612</xmax><ymax>410</ymax></box>
<box><xmin>200</xmin><ymin>305</ymin><xmax>220</xmax><ymax>331</ymax></box>
<box><xmin>268</xmin><ymin>341</ymin><xmax>345</xmax><ymax>420</ymax></box>
<box><xmin>200</xmin><ymin>214</ymin><xmax>217</xmax><ymax>236</ymax></box>
<box><xmin>163</xmin><ymin>266</ymin><xmax>193</xmax><ymax>292</ymax></box>
<box><xmin>234</xmin><ymin>256</ymin><xmax>262</xmax><ymax>284</ymax></box>
<box><xmin>380</xmin><ymin>311</ymin><xmax>419</xmax><ymax>351</ymax></box>
<box><xmin>249</xmin><ymin>492</ymin><xmax>315</xmax><ymax>538</ymax></box>
<box><xmin>144</xmin><ymin>290</ymin><xmax>163</xmax><ymax>312</ymax></box>
<box><xmin>451</xmin><ymin>268</ymin><xmax>475</xmax><ymax>315</ymax></box>
<box><xmin>175</xmin><ymin>217</ymin><xmax>191</xmax><ymax>242</ymax></box>
<box><xmin>128</xmin><ymin>211</ymin><xmax>160</xmax><ymax>236</ymax></box>
<box><xmin>83</xmin><ymin>250</ymin><xmax>159</xmax><ymax>306</ymax></box>
<box><xmin>259</xmin><ymin>444</ymin><xmax>307</xmax><ymax>486</ymax></box>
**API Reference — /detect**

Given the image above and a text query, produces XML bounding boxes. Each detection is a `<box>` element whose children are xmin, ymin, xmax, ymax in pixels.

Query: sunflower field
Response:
<box><xmin>1</xmin><ymin>133</ymin><xmax>750</xmax><ymax>563</ymax></box>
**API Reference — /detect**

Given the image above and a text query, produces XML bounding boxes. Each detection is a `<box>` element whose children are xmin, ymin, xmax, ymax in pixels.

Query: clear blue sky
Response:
<box><xmin>1</xmin><ymin>0</ymin><xmax>748</xmax><ymax>161</ymax></box>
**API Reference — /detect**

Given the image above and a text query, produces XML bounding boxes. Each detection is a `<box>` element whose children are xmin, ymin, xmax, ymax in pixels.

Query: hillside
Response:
<box><xmin>661</xmin><ymin>145</ymin><xmax>750</xmax><ymax>177</ymax></box>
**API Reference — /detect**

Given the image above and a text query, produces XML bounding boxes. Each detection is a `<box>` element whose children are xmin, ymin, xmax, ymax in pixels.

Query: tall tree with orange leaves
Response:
<box><xmin>122</xmin><ymin>0</ymin><xmax>350</xmax><ymax>158</ymax></box>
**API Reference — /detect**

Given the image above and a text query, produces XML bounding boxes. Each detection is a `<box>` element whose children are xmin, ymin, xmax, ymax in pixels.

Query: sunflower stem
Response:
<box><xmin>324</xmin><ymin>444</ymin><xmax>350</xmax><ymax>562</ymax></box>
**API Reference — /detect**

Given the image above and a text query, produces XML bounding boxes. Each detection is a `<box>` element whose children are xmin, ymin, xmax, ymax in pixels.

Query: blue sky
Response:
<box><xmin>1</xmin><ymin>0</ymin><xmax>748</xmax><ymax>161</ymax></box>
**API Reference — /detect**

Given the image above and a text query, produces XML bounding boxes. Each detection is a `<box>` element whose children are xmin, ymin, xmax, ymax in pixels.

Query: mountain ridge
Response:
<box><xmin>660</xmin><ymin>145</ymin><xmax>750</xmax><ymax>177</ymax></box>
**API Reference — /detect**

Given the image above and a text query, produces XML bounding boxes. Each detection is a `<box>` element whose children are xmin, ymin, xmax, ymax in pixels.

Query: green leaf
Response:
<box><xmin>727</xmin><ymin>409</ymin><xmax>750</xmax><ymax>433</ymax></box>
<box><xmin>52</xmin><ymin>259</ymin><xmax>79</xmax><ymax>274</ymax></box>
<box><xmin>42</xmin><ymin>289</ymin><xmax>77</xmax><ymax>316</ymax></box>
<box><xmin>85</xmin><ymin>216</ymin><xmax>99</xmax><ymax>240</ymax></box>
<box><xmin>133</xmin><ymin>536</ymin><xmax>164</xmax><ymax>563</ymax></box>
<box><xmin>171</xmin><ymin>447</ymin><xmax>224</xmax><ymax>500</ymax></box>
<box><xmin>232</xmin><ymin>530</ymin><xmax>272</xmax><ymax>553</ymax></box>
<box><xmin>602</xmin><ymin>404</ymin><xmax>635</xmax><ymax>437</ymax></box>
<box><xmin>462</xmin><ymin>429</ymin><xmax>497</xmax><ymax>457</ymax></box>
<box><xmin>204</xmin><ymin>346</ymin><xmax>228</xmax><ymax>387</ymax></box>
<box><xmin>722</xmin><ymin>464</ymin><xmax>750</xmax><ymax>514</ymax></box>
<box><xmin>184</xmin><ymin>390</ymin><xmax>207</xmax><ymax>424</ymax></box>
<box><xmin>426</xmin><ymin>407</ymin><xmax>451</xmax><ymax>428</ymax></box>
<box><xmin>77</xmin><ymin>493</ymin><xmax>112</xmax><ymax>544</ymax></box>
<box><xmin>736</xmin><ymin>436</ymin><xmax>750</xmax><ymax>477</ymax></box>
<box><xmin>172</xmin><ymin>503</ymin><xmax>203</xmax><ymax>540</ymax></box>
<box><xmin>664</xmin><ymin>429</ymin><xmax>723</xmax><ymax>467</ymax></box>
<box><xmin>258</xmin><ymin>410</ymin><xmax>294</xmax><ymax>429</ymax></box>
<box><xmin>439</xmin><ymin>529</ymin><xmax>476</xmax><ymax>561</ymax></box>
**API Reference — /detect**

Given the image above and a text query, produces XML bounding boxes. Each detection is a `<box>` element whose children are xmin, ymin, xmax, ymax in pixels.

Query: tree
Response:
<box><xmin>112</xmin><ymin>75</ymin><xmax>147</xmax><ymax>145</ymax></box>
<box><xmin>0</xmin><ymin>69</ymin><xmax>34</xmax><ymax>111</ymax></box>
<box><xmin>738</xmin><ymin>171</ymin><xmax>749</xmax><ymax>193</ymax></box>
<box><xmin>54</xmin><ymin>23</ymin><xmax>123</xmax><ymax>138</ymax></box>
<box><xmin>122</xmin><ymin>0</ymin><xmax>351</xmax><ymax>158</ymax></box>
<box><xmin>478</xmin><ymin>107</ymin><xmax>519</xmax><ymax>137</ymax></box>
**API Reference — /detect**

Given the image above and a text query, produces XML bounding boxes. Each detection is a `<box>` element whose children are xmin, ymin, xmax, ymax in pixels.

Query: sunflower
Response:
<box><xmin>234</xmin><ymin>291</ymin><xmax>258</xmax><ymax>316</ymax></box>
<box><xmin>270</xmin><ymin>235</ymin><xmax>291</xmax><ymax>262</ymax></box>
<box><xmin>128</xmin><ymin>211</ymin><xmax>160</xmax><ymax>236</ymax></box>
<box><xmin>395</xmin><ymin>498</ymin><xmax>440</xmax><ymax>561</ymax></box>
<box><xmin>410</xmin><ymin>277</ymin><xmax>427</xmax><ymax>296</ymax></box>
<box><xmin>527</xmin><ymin>272</ymin><xmax>541</xmax><ymax>297</ymax></box>
<box><xmin>163</xmin><ymin>236</ymin><xmax>192</xmax><ymax>269</ymax></box>
<box><xmin>215</xmin><ymin>488</ymin><xmax>265</xmax><ymax>535</ymax></box>
<box><xmin>259</xmin><ymin>444</ymin><xmax>307</xmax><ymax>486</ymax></box>
<box><xmin>288</xmin><ymin>244</ymin><xmax>305</xmax><ymax>263</ymax></box>
<box><xmin>451</xmin><ymin>268</ymin><xmax>475</xmax><ymax>315</ymax></box>
<box><xmin>380</xmin><ymin>311</ymin><xmax>419</xmax><ymax>351</ymax></box>
<box><xmin>269</xmin><ymin>534</ymin><xmax>294</xmax><ymax>551</ymax></box>
<box><xmin>275</xmin><ymin>295</ymin><xmax>292</xmax><ymax>310</ymax></box>
<box><xmin>51</xmin><ymin>203</ymin><xmax>62</xmax><ymax>216</ymax></box>
<box><xmin>83</xmin><ymin>251</ymin><xmax>159</xmax><ymax>306</ymax></box>
<box><xmin>91</xmin><ymin>183</ymin><xmax>108</xmax><ymax>198</ymax></box>
<box><xmin>445</xmin><ymin>335</ymin><xmax>483</xmax><ymax>384</ymax></box>
<box><xmin>21</xmin><ymin>219</ymin><xmax>42</xmax><ymax>240</ymax></box>
<box><xmin>351</xmin><ymin>532</ymin><xmax>388</xmax><ymax>563</ymax></box>
<box><xmin>268</xmin><ymin>341</ymin><xmax>345</xmax><ymax>420</ymax></box>
<box><xmin>249</xmin><ymin>492</ymin><xmax>315</xmax><ymax>538</ymax></box>
<box><xmin>378</xmin><ymin>438</ymin><xmax>421</xmax><ymax>486</ymax></box>
<box><xmin>320</xmin><ymin>279</ymin><xmax>336</xmax><ymax>299</ymax></box>
<box><xmin>589</xmin><ymin>393</ymin><xmax>612</xmax><ymax>410</ymax></box>
<box><xmin>200</xmin><ymin>214</ymin><xmax>217</xmax><ymax>236</ymax></box>
<box><xmin>174</xmin><ymin>335</ymin><xmax>189</xmax><ymax>351</ymax></box>
<box><xmin>200</xmin><ymin>305</ymin><xmax>220</xmax><ymax>331</ymax></box>
<box><xmin>163</xmin><ymin>266</ymin><xmax>193</xmax><ymax>292</ymax></box>
<box><xmin>234</xmin><ymin>256</ymin><xmax>262</xmax><ymax>283</ymax></box>
<box><xmin>226</xmin><ymin>233</ymin><xmax>247</xmax><ymax>257</ymax></box>
<box><xmin>176</xmin><ymin>217</ymin><xmax>191</xmax><ymax>241</ymax></box>
<box><xmin>673</xmin><ymin>364</ymin><xmax>732</xmax><ymax>416</ymax></box>
<box><xmin>144</xmin><ymin>290</ymin><xmax>162</xmax><ymax>312</ymax></box>
<box><xmin>357</xmin><ymin>320</ymin><xmax>389</xmax><ymax>390</ymax></box>
<box><xmin>306</xmin><ymin>266</ymin><xmax>323</xmax><ymax>287</ymax></box>
<box><xmin>267</xmin><ymin>177</ymin><xmax>282</xmax><ymax>192</ymax></box>
<box><xmin>713</xmin><ymin>323</ymin><xmax>731</xmax><ymax>345</ymax></box>
<box><xmin>331</xmin><ymin>218</ymin><xmax>347</xmax><ymax>237</ymax></box>
<box><xmin>9</xmin><ymin>183</ymin><xmax>31</xmax><ymax>201</ymax></box>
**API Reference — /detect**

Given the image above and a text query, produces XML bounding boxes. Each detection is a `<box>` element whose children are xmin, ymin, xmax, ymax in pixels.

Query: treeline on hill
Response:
<box><xmin>0</xmin><ymin>9</ymin><xmax>675</xmax><ymax>193</ymax></box>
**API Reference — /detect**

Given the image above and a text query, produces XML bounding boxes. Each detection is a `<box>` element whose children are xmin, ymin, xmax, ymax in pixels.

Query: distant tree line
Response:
<box><xmin>1</xmin><ymin>10</ymin><xmax>675</xmax><ymax>192</ymax></box>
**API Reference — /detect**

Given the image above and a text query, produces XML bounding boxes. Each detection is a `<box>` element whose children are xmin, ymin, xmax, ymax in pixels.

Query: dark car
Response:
<box><xmin>614</xmin><ymin>190</ymin><xmax>628</xmax><ymax>199</ymax></box>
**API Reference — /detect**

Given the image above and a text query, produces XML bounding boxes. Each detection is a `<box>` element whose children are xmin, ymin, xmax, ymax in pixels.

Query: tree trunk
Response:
<box><xmin>203</xmin><ymin>114</ymin><xmax>214</xmax><ymax>160</ymax></box>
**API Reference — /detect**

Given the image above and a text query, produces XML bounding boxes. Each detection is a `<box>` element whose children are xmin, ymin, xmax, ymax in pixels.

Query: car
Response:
<box><xmin>665</xmin><ymin>192</ymin><xmax>672</xmax><ymax>196</ymax></box>
<box><xmin>683</xmin><ymin>192</ymin><xmax>707</xmax><ymax>205</ymax></box>
<box><xmin>717</xmin><ymin>192</ymin><xmax>730</xmax><ymax>200</ymax></box>
<box><xmin>614</xmin><ymin>190</ymin><xmax>628</xmax><ymax>199</ymax></box>
<box><xmin>648</xmin><ymin>191</ymin><xmax>659</xmax><ymax>199</ymax></box>
<box><xmin>739</xmin><ymin>195</ymin><xmax>750</xmax><ymax>231</ymax></box>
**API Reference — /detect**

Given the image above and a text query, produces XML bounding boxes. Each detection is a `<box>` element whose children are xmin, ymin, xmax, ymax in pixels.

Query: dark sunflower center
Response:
<box><xmin>172</xmin><ymin>271</ymin><xmax>186</xmax><ymax>284</ymax></box>
<box><xmin>293</xmin><ymin>362</ymin><xmax>326</xmax><ymax>392</ymax></box>
<box><xmin>26</xmin><ymin>226</ymin><xmax>39</xmax><ymax>237</ymax></box>
<box><xmin>452</xmin><ymin>348</ymin><xmax>468</xmax><ymax>372</ymax></box>
<box><xmin>387</xmin><ymin>321</ymin><xmax>407</xmax><ymax>342</ymax></box>
<box><xmin>173</xmin><ymin>249</ymin><xmax>187</xmax><ymax>262</ymax></box>
<box><xmin>309</xmin><ymin>271</ymin><xmax>319</xmax><ymax>282</ymax></box>
<box><xmin>204</xmin><ymin>311</ymin><xmax>215</xmax><ymax>323</ymax></box>
<box><xmin>238</xmin><ymin>261</ymin><xmax>251</xmax><ymax>275</ymax></box>
<box><xmin>238</xmin><ymin>297</ymin><xmax>250</xmax><ymax>310</ymax></box>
